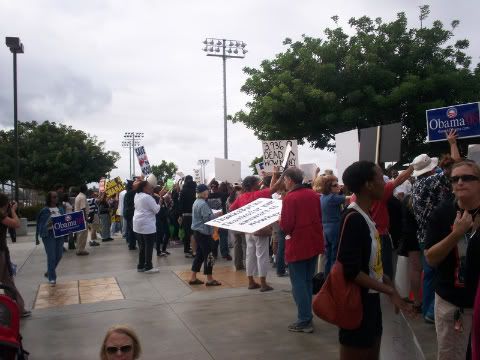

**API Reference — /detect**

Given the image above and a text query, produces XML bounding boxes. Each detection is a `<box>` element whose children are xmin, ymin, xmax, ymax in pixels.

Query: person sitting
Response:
<box><xmin>100</xmin><ymin>325</ymin><xmax>141</xmax><ymax>360</ymax></box>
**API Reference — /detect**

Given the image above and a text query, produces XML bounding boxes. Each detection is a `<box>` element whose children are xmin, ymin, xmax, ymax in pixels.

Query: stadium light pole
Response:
<box><xmin>124</xmin><ymin>132</ymin><xmax>144</xmax><ymax>176</ymax></box>
<box><xmin>197</xmin><ymin>159</ymin><xmax>209</xmax><ymax>184</ymax></box>
<box><xmin>202</xmin><ymin>38</ymin><xmax>247</xmax><ymax>159</ymax></box>
<box><xmin>5</xmin><ymin>37</ymin><xmax>24</xmax><ymax>204</ymax></box>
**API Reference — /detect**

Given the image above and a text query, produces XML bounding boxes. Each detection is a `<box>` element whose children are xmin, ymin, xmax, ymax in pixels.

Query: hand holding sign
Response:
<box><xmin>447</xmin><ymin>129</ymin><xmax>458</xmax><ymax>144</ymax></box>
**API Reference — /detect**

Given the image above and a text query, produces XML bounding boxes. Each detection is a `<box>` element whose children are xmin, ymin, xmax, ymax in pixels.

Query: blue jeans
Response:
<box><xmin>99</xmin><ymin>213</ymin><xmax>111</xmax><ymax>240</ymax></box>
<box><xmin>421</xmin><ymin>247</ymin><xmax>435</xmax><ymax>318</ymax></box>
<box><xmin>276</xmin><ymin>229</ymin><xmax>286</xmax><ymax>275</ymax></box>
<box><xmin>289</xmin><ymin>256</ymin><xmax>318</xmax><ymax>325</ymax></box>
<box><xmin>42</xmin><ymin>232</ymin><xmax>65</xmax><ymax>282</ymax></box>
<box><xmin>219</xmin><ymin>228</ymin><xmax>230</xmax><ymax>257</ymax></box>
<box><xmin>323</xmin><ymin>222</ymin><xmax>340</xmax><ymax>276</ymax></box>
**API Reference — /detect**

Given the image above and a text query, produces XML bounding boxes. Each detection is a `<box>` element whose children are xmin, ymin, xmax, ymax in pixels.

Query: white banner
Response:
<box><xmin>300</xmin><ymin>163</ymin><xmax>318</xmax><ymax>182</ymax></box>
<box><xmin>134</xmin><ymin>146</ymin><xmax>152</xmax><ymax>176</ymax></box>
<box><xmin>335</xmin><ymin>129</ymin><xmax>359</xmax><ymax>184</ymax></box>
<box><xmin>205</xmin><ymin>198</ymin><xmax>282</xmax><ymax>234</ymax></box>
<box><xmin>262</xmin><ymin>140</ymin><xmax>298</xmax><ymax>172</ymax></box>
<box><xmin>214</xmin><ymin>158</ymin><xmax>242</xmax><ymax>183</ymax></box>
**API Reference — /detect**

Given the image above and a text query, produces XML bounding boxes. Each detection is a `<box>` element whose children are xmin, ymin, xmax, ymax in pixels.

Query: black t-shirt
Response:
<box><xmin>425</xmin><ymin>200</ymin><xmax>480</xmax><ymax>308</ymax></box>
<box><xmin>207</xmin><ymin>192</ymin><xmax>228</xmax><ymax>214</ymax></box>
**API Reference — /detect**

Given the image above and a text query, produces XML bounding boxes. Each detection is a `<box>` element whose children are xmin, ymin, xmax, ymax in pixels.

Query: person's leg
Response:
<box><xmin>137</xmin><ymin>234</ymin><xmax>146</xmax><ymax>270</ymax></box>
<box><xmin>42</xmin><ymin>236</ymin><xmax>56</xmax><ymax>281</ymax></box>
<box><xmin>8</xmin><ymin>227</ymin><xmax>16</xmax><ymax>242</ymax></box>
<box><xmin>127</xmin><ymin>219</ymin><xmax>136</xmax><ymax>249</ymax></box>
<box><xmin>211</xmin><ymin>231</ymin><xmax>219</xmax><ymax>258</ymax></box>
<box><xmin>421</xmin><ymin>248</ymin><xmax>435</xmax><ymax>321</ymax></box>
<box><xmin>121</xmin><ymin>217</ymin><xmax>127</xmax><ymax>239</ymax></box>
<box><xmin>288</xmin><ymin>259</ymin><xmax>312</xmax><ymax>326</ymax></box>
<box><xmin>162</xmin><ymin>222</ymin><xmax>170</xmax><ymax>252</ymax></box>
<box><xmin>55</xmin><ymin>237</ymin><xmax>64</xmax><ymax>268</ymax></box>
<box><xmin>435</xmin><ymin>294</ymin><xmax>473</xmax><ymax>360</ymax></box>
<box><xmin>277</xmin><ymin>229</ymin><xmax>286</xmax><ymax>276</ymax></box>
<box><xmin>155</xmin><ymin>227</ymin><xmax>162</xmax><ymax>256</ymax></box>
<box><xmin>183</xmin><ymin>216</ymin><xmax>192</xmax><ymax>254</ymax></box>
<box><xmin>305</xmin><ymin>256</ymin><xmax>318</xmax><ymax>313</ymax></box>
<box><xmin>234</xmin><ymin>232</ymin><xmax>245</xmax><ymax>270</ymax></box>
<box><xmin>190</xmin><ymin>232</ymin><xmax>205</xmax><ymax>282</ymax></box>
<box><xmin>323</xmin><ymin>224</ymin><xmax>334</xmax><ymax>276</ymax></box>
<box><xmin>0</xmin><ymin>252</ymin><xmax>26</xmax><ymax>313</ymax></box>
<box><xmin>144</xmin><ymin>233</ymin><xmax>155</xmax><ymax>271</ymax></box>
<box><xmin>76</xmin><ymin>230</ymin><xmax>88</xmax><ymax>254</ymax></box>
<box><xmin>203</xmin><ymin>235</ymin><xmax>214</xmax><ymax>277</ymax></box>
<box><xmin>219</xmin><ymin>229</ymin><xmax>230</xmax><ymax>258</ymax></box>
<box><xmin>381</xmin><ymin>234</ymin><xmax>394</xmax><ymax>280</ymax></box>
<box><xmin>408</xmin><ymin>250</ymin><xmax>422</xmax><ymax>306</ymax></box>
<box><xmin>256</xmin><ymin>235</ymin><xmax>272</xmax><ymax>290</ymax></box>
<box><xmin>246</xmin><ymin>234</ymin><xmax>259</xmax><ymax>288</ymax></box>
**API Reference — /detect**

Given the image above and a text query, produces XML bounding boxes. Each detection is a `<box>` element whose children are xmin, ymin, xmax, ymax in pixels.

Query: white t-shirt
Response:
<box><xmin>48</xmin><ymin>207</ymin><xmax>61</xmax><ymax>230</ymax></box>
<box><xmin>133</xmin><ymin>192</ymin><xmax>160</xmax><ymax>234</ymax></box>
<box><xmin>394</xmin><ymin>180</ymin><xmax>412</xmax><ymax>198</ymax></box>
<box><xmin>75</xmin><ymin>193</ymin><xmax>87</xmax><ymax>212</ymax></box>
<box><xmin>117</xmin><ymin>190</ymin><xmax>127</xmax><ymax>216</ymax></box>
<box><xmin>348</xmin><ymin>202</ymin><xmax>384</xmax><ymax>292</ymax></box>
<box><xmin>63</xmin><ymin>201</ymin><xmax>73</xmax><ymax>214</ymax></box>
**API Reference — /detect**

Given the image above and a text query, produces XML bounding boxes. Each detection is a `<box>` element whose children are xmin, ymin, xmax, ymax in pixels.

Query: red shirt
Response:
<box><xmin>351</xmin><ymin>181</ymin><xmax>395</xmax><ymax>235</ymax></box>
<box><xmin>229</xmin><ymin>188</ymin><xmax>271</xmax><ymax>211</ymax></box>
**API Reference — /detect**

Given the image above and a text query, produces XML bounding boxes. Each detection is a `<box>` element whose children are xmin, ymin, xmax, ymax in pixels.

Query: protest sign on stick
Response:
<box><xmin>262</xmin><ymin>140</ymin><xmax>298</xmax><ymax>172</ymax></box>
<box><xmin>105</xmin><ymin>177</ymin><xmax>125</xmax><ymax>197</ymax></box>
<box><xmin>134</xmin><ymin>146</ymin><xmax>152</xmax><ymax>175</ymax></box>
<box><xmin>255</xmin><ymin>162</ymin><xmax>266</xmax><ymax>177</ymax></box>
<box><xmin>300</xmin><ymin>164</ymin><xmax>318</xmax><ymax>182</ymax></box>
<box><xmin>214</xmin><ymin>158</ymin><xmax>242</xmax><ymax>183</ymax></box>
<box><xmin>426</xmin><ymin>102</ymin><xmax>480</xmax><ymax>142</ymax></box>
<box><xmin>205</xmin><ymin>198</ymin><xmax>282</xmax><ymax>234</ymax></box>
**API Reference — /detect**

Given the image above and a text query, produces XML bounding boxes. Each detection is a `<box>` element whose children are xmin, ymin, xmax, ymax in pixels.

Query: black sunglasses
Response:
<box><xmin>106</xmin><ymin>345</ymin><xmax>133</xmax><ymax>355</ymax></box>
<box><xmin>450</xmin><ymin>175</ymin><xmax>480</xmax><ymax>183</ymax></box>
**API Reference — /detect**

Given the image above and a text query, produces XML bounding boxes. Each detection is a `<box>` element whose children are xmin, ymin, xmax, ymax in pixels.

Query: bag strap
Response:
<box><xmin>335</xmin><ymin>210</ymin><xmax>357</xmax><ymax>261</ymax></box>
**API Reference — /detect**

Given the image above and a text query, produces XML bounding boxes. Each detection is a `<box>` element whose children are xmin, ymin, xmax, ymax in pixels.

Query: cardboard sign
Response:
<box><xmin>262</xmin><ymin>140</ymin><xmax>298</xmax><ymax>172</ymax></box>
<box><xmin>300</xmin><ymin>164</ymin><xmax>318</xmax><ymax>182</ymax></box>
<box><xmin>214</xmin><ymin>158</ymin><xmax>242</xmax><ymax>184</ymax></box>
<box><xmin>468</xmin><ymin>144</ymin><xmax>480</xmax><ymax>164</ymax></box>
<box><xmin>335</xmin><ymin>129</ymin><xmax>359</xmax><ymax>184</ymax></box>
<box><xmin>166</xmin><ymin>179</ymin><xmax>174</xmax><ymax>190</ymax></box>
<box><xmin>359</xmin><ymin>123</ymin><xmax>401</xmax><ymax>163</ymax></box>
<box><xmin>255</xmin><ymin>162</ymin><xmax>266</xmax><ymax>176</ymax></box>
<box><xmin>134</xmin><ymin>146</ymin><xmax>152</xmax><ymax>175</ymax></box>
<box><xmin>105</xmin><ymin>177</ymin><xmax>125</xmax><ymax>197</ymax></box>
<box><xmin>52</xmin><ymin>211</ymin><xmax>87</xmax><ymax>238</ymax></box>
<box><xmin>427</xmin><ymin>102</ymin><xmax>480</xmax><ymax>142</ymax></box>
<box><xmin>205</xmin><ymin>198</ymin><xmax>282</xmax><ymax>233</ymax></box>
<box><xmin>193</xmin><ymin>169</ymin><xmax>201</xmax><ymax>184</ymax></box>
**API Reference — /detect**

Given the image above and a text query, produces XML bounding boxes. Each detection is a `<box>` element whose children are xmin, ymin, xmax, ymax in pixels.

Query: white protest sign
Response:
<box><xmin>300</xmin><ymin>164</ymin><xmax>318</xmax><ymax>182</ymax></box>
<box><xmin>214</xmin><ymin>158</ymin><xmax>242</xmax><ymax>183</ymax></box>
<box><xmin>255</xmin><ymin>162</ymin><xmax>266</xmax><ymax>177</ymax></box>
<box><xmin>205</xmin><ymin>198</ymin><xmax>282</xmax><ymax>234</ymax></box>
<box><xmin>134</xmin><ymin>146</ymin><xmax>152</xmax><ymax>176</ymax></box>
<box><xmin>193</xmin><ymin>169</ymin><xmax>201</xmax><ymax>183</ymax></box>
<box><xmin>468</xmin><ymin>144</ymin><xmax>480</xmax><ymax>164</ymax></box>
<box><xmin>335</xmin><ymin>129</ymin><xmax>359</xmax><ymax>184</ymax></box>
<box><xmin>262</xmin><ymin>140</ymin><xmax>298</xmax><ymax>172</ymax></box>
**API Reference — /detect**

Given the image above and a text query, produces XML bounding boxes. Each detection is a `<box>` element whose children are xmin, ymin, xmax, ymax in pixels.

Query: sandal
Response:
<box><xmin>188</xmin><ymin>279</ymin><xmax>204</xmax><ymax>285</ymax></box>
<box><xmin>206</xmin><ymin>280</ymin><xmax>222</xmax><ymax>286</ymax></box>
<box><xmin>260</xmin><ymin>285</ymin><xmax>274</xmax><ymax>292</ymax></box>
<box><xmin>248</xmin><ymin>283</ymin><xmax>261</xmax><ymax>290</ymax></box>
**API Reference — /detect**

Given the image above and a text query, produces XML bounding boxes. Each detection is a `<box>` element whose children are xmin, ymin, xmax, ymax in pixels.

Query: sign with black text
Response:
<box><xmin>52</xmin><ymin>211</ymin><xmax>87</xmax><ymax>238</ymax></box>
<box><xmin>135</xmin><ymin>146</ymin><xmax>152</xmax><ymax>175</ymax></box>
<box><xmin>105</xmin><ymin>177</ymin><xmax>125</xmax><ymax>197</ymax></box>
<box><xmin>262</xmin><ymin>140</ymin><xmax>298</xmax><ymax>172</ymax></box>
<box><xmin>426</xmin><ymin>102</ymin><xmax>480</xmax><ymax>142</ymax></box>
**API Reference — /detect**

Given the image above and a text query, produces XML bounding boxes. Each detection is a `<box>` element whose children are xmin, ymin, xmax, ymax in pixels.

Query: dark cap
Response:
<box><xmin>196</xmin><ymin>184</ymin><xmax>209</xmax><ymax>193</ymax></box>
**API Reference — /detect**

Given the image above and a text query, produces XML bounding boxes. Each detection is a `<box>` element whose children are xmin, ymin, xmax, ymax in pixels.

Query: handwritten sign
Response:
<box><xmin>205</xmin><ymin>198</ymin><xmax>282</xmax><ymax>234</ymax></box>
<box><xmin>255</xmin><ymin>162</ymin><xmax>266</xmax><ymax>176</ymax></box>
<box><xmin>135</xmin><ymin>146</ymin><xmax>152</xmax><ymax>175</ymax></box>
<box><xmin>105</xmin><ymin>177</ymin><xmax>125</xmax><ymax>197</ymax></box>
<box><xmin>52</xmin><ymin>211</ymin><xmax>87</xmax><ymax>238</ymax></box>
<box><xmin>262</xmin><ymin>140</ymin><xmax>298</xmax><ymax>172</ymax></box>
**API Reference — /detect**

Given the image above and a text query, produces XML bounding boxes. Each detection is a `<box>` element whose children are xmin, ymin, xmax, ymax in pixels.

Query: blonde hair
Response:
<box><xmin>322</xmin><ymin>175</ymin><xmax>339</xmax><ymax>195</ymax></box>
<box><xmin>100</xmin><ymin>325</ymin><xmax>141</xmax><ymax>360</ymax></box>
<box><xmin>452</xmin><ymin>160</ymin><xmax>480</xmax><ymax>178</ymax></box>
<box><xmin>312</xmin><ymin>175</ymin><xmax>324</xmax><ymax>193</ymax></box>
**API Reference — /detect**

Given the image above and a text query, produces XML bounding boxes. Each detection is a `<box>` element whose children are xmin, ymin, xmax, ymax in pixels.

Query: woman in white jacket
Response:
<box><xmin>133</xmin><ymin>180</ymin><xmax>161</xmax><ymax>273</ymax></box>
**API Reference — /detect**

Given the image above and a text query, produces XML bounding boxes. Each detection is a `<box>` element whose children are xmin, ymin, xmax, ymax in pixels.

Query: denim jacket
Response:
<box><xmin>36</xmin><ymin>207</ymin><xmax>65</xmax><ymax>242</ymax></box>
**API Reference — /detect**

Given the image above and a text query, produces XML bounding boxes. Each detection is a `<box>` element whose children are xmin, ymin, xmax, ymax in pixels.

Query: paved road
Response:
<box><xmin>7</xmin><ymin>233</ymin><xmax>434</xmax><ymax>359</ymax></box>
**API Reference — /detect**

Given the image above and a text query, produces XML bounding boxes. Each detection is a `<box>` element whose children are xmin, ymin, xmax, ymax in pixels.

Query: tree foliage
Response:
<box><xmin>233</xmin><ymin>6</ymin><xmax>480</xmax><ymax>162</ymax></box>
<box><xmin>0</xmin><ymin>121</ymin><xmax>120</xmax><ymax>191</ymax></box>
<box><xmin>151</xmin><ymin>160</ymin><xmax>178</xmax><ymax>183</ymax></box>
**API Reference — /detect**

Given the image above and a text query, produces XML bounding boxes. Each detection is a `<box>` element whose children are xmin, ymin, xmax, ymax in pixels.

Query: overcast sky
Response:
<box><xmin>1</xmin><ymin>0</ymin><xmax>479</xmax><ymax>181</ymax></box>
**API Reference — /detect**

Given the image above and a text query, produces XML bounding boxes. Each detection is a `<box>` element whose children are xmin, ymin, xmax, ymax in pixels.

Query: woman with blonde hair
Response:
<box><xmin>312</xmin><ymin>175</ymin><xmax>324</xmax><ymax>194</ymax></box>
<box><xmin>100</xmin><ymin>325</ymin><xmax>141</xmax><ymax>360</ymax></box>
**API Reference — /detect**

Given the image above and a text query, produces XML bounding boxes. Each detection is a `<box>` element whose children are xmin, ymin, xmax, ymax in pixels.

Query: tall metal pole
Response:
<box><xmin>128</xmin><ymin>143</ymin><xmax>132</xmax><ymax>178</ymax></box>
<box><xmin>222</xmin><ymin>40</ymin><xmax>228</xmax><ymax>159</ymax></box>
<box><xmin>132</xmin><ymin>132</ymin><xmax>136</xmax><ymax>176</ymax></box>
<box><xmin>13</xmin><ymin>52</ymin><xmax>19</xmax><ymax>203</ymax></box>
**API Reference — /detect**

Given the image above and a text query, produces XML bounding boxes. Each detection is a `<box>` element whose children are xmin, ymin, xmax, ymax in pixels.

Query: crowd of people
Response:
<box><xmin>1</xmin><ymin>129</ymin><xmax>480</xmax><ymax>359</ymax></box>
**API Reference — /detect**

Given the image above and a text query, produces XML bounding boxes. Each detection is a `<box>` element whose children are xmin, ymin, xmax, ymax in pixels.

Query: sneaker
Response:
<box><xmin>424</xmin><ymin>314</ymin><xmax>435</xmax><ymax>324</ymax></box>
<box><xmin>157</xmin><ymin>252</ymin><xmax>166</xmax><ymax>257</ymax></box>
<box><xmin>21</xmin><ymin>310</ymin><xmax>32</xmax><ymax>318</ymax></box>
<box><xmin>137</xmin><ymin>268</ymin><xmax>145</xmax><ymax>273</ymax></box>
<box><xmin>277</xmin><ymin>272</ymin><xmax>288</xmax><ymax>277</ymax></box>
<box><xmin>288</xmin><ymin>322</ymin><xmax>314</xmax><ymax>333</ymax></box>
<box><xmin>44</xmin><ymin>272</ymin><xmax>48</xmax><ymax>278</ymax></box>
<box><xmin>89</xmin><ymin>241</ymin><xmax>100</xmax><ymax>247</ymax></box>
<box><xmin>144</xmin><ymin>268</ymin><xmax>159</xmax><ymax>274</ymax></box>
<box><xmin>102</xmin><ymin>238</ymin><xmax>113</xmax><ymax>242</ymax></box>
<box><xmin>162</xmin><ymin>251</ymin><xmax>171</xmax><ymax>255</ymax></box>
<box><xmin>76</xmin><ymin>251</ymin><xmax>89</xmax><ymax>256</ymax></box>
<box><xmin>49</xmin><ymin>280</ymin><xmax>56</xmax><ymax>287</ymax></box>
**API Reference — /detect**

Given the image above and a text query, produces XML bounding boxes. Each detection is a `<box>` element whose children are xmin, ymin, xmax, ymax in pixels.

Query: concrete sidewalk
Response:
<box><xmin>6</xmin><ymin>234</ymin><xmax>436</xmax><ymax>359</ymax></box>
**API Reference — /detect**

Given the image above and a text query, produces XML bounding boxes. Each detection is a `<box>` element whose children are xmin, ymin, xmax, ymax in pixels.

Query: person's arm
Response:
<box><xmin>270</xmin><ymin>166</ymin><xmax>283</xmax><ymax>194</ymax></box>
<box><xmin>1</xmin><ymin>203</ymin><xmax>20</xmax><ymax>229</ymax></box>
<box><xmin>392</xmin><ymin>166</ymin><xmax>414</xmax><ymax>189</ymax></box>
<box><xmin>447</xmin><ymin>129</ymin><xmax>461</xmax><ymax>161</ymax></box>
<box><xmin>149</xmin><ymin>196</ymin><xmax>161</xmax><ymax>214</ymax></box>
<box><xmin>425</xmin><ymin>210</ymin><xmax>473</xmax><ymax>267</ymax></box>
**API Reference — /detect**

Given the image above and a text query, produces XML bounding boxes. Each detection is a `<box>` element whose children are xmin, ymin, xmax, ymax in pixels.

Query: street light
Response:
<box><xmin>124</xmin><ymin>132</ymin><xmax>144</xmax><ymax>176</ymax></box>
<box><xmin>5</xmin><ymin>37</ymin><xmax>24</xmax><ymax>204</ymax></box>
<box><xmin>121</xmin><ymin>140</ymin><xmax>139</xmax><ymax>178</ymax></box>
<box><xmin>203</xmin><ymin>37</ymin><xmax>247</xmax><ymax>159</ymax></box>
<box><xmin>197</xmin><ymin>160</ymin><xmax>209</xmax><ymax>184</ymax></box>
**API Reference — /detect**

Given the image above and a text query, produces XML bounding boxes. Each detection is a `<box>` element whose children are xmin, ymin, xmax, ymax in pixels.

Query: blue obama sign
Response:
<box><xmin>51</xmin><ymin>211</ymin><xmax>87</xmax><ymax>238</ymax></box>
<box><xmin>426</xmin><ymin>102</ymin><xmax>480</xmax><ymax>142</ymax></box>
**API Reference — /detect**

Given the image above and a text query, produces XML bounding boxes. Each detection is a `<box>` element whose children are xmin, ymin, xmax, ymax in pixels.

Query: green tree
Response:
<box><xmin>0</xmin><ymin>121</ymin><xmax>120</xmax><ymax>191</ymax></box>
<box><xmin>151</xmin><ymin>160</ymin><xmax>178</xmax><ymax>183</ymax></box>
<box><xmin>233</xmin><ymin>6</ymin><xmax>480</xmax><ymax>162</ymax></box>
<box><xmin>249</xmin><ymin>156</ymin><xmax>264</xmax><ymax>175</ymax></box>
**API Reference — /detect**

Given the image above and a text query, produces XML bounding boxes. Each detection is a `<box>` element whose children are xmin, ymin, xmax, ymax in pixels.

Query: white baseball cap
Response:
<box><xmin>412</xmin><ymin>154</ymin><xmax>438</xmax><ymax>177</ymax></box>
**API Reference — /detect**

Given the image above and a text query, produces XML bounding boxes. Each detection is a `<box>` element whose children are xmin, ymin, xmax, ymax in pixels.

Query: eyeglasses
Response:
<box><xmin>450</xmin><ymin>175</ymin><xmax>480</xmax><ymax>183</ymax></box>
<box><xmin>106</xmin><ymin>345</ymin><xmax>133</xmax><ymax>355</ymax></box>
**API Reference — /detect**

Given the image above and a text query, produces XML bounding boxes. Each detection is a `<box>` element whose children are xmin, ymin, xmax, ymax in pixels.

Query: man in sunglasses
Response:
<box><xmin>412</xmin><ymin>129</ymin><xmax>461</xmax><ymax>324</ymax></box>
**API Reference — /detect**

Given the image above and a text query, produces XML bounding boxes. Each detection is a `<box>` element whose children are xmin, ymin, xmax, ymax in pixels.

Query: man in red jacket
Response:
<box><xmin>280</xmin><ymin>167</ymin><xmax>324</xmax><ymax>333</ymax></box>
